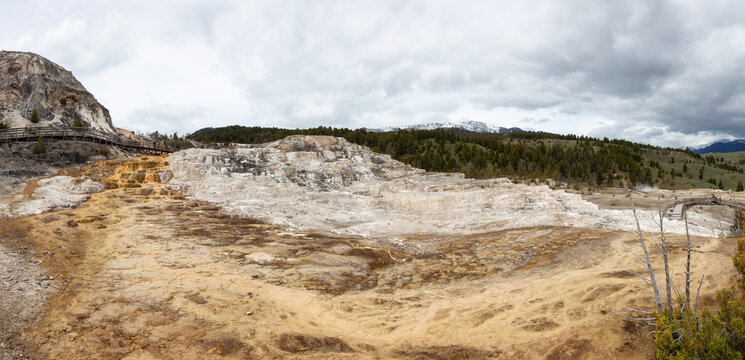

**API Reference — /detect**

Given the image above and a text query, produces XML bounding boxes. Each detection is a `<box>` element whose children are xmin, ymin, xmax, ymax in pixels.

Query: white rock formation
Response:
<box><xmin>169</xmin><ymin>135</ymin><xmax>423</xmax><ymax>191</ymax></box>
<box><xmin>169</xmin><ymin>135</ymin><xmax>718</xmax><ymax>238</ymax></box>
<box><xmin>0</xmin><ymin>176</ymin><xmax>103</xmax><ymax>218</ymax></box>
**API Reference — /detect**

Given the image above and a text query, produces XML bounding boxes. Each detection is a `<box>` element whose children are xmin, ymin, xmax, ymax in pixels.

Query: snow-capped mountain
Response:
<box><xmin>370</xmin><ymin>120</ymin><xmax>522</xmax><ymax>134</ymax></box>
<box><xmin>691</xmin><ymin>139</ymin><xmax>745</xmax><ymax>154</ymax></box>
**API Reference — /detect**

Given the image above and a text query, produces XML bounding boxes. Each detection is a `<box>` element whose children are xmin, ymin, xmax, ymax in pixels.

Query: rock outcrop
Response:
<box><xmin>0</xmin><ymin>50</ymin><xmax>116</xmax><ymax>133</ymax></box>
<box><xmin>170</xmin><ymin>135</ymin><xmax>424</xmax><ymax>191</ymax></box>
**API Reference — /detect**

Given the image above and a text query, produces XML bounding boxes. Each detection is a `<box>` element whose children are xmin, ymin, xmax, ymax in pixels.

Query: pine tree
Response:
<box><xmin>32</xmin><ymin>136</ymin><xmax>45</xmax><ymax>154</ymax></box>
<box><xmin>30</xmin><ymin>108</ymin><xmax>40</xmax><ymax>123</ymax></box>
<box><xmin>683</xmin><ymin>163</ymin><xmax>688</xmax><ymax>173</ymax></box>
<box><xmin>738</xmin><ymin>181</ymin><xmax>744</xmax><ymax>192</ymax></box>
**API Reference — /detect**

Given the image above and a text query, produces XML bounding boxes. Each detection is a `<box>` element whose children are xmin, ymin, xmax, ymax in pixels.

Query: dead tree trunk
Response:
<box><xmin>684</xmin><ymin>212</ymin><xmax>692</xmax><ymax>308</ymax></box>
<box><xmin>631</xmin><ymin>192</ymin><xmax>664</xmax><ymax>313</ymax></box>
<box><xmin>657</xmin><ymin>198</ymin><xmax>674</xmax><ymax>316</ymax></box>
<box><xmin>607</xmin><ymin>192</ymin><xmax>703</xmax><ymax>328</ymax></box>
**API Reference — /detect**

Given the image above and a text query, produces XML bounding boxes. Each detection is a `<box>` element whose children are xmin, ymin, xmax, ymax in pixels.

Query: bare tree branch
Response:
<box><xmin>650</xmin><ymin>211</ymin><xmax>660</xmax><ymax>226</ymax></box>
<box><xmin>624</xmin><ymin>306</ymin><xmax>654</xmax><ymax>314</ymax></box>
<box><xmin>685</xmin><ymin>211</ymin><xmax>692</xmax><ymax>307</ymax></box>
<box><xmin>671</xmin><ymin>279</ymin><xmax>682</xmax><ymax>300</ymax></box>
<box><xmin>658</xmin><ymin>197</ymin><xmax>674</xmax><ymax>316</ymax></box>
<box><xmin>606</xmin><ymin>191</ymin><xmax>706</xmax><ymax>329</ymax></box>
<box><xmin>602</xmin><ymin>304</ymin><xmax>656</xmax><ymax>323</ymax></box>
<box><xmin>621</xmin><ymin>245</ymin><xmax>651</xmax><ymax>268</ymax></box>
<box><xmin>630</xmin><ymin>192</ymin><xmax>663</xmax><ymax>314</ymax></box>
<box><xmin>616</xmin><ymin>265</ymin><xmax>654</xmax><ymax>286</ymax></box>
<box><xmin>695</xmin><ymin>274</ymin><xmax>704</xmax><ymax>314</ymax></box>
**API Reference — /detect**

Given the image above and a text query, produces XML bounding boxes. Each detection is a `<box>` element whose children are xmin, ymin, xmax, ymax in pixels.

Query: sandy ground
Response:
<box><xmin>0</xmin><ymin>157</ymin><xmax>740</xmax><ymax>359</ymax></box>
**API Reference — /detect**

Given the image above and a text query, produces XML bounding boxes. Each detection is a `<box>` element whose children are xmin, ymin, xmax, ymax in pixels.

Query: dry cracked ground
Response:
<box><xmin>0</xmin><ymin>156</ymin><xmax>739</xmax><ymax>359</ymax></box>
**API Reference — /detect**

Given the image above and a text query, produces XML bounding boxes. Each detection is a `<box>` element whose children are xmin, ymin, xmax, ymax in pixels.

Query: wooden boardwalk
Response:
<box><xmin>664</xmin><ymin>197</ymin><xmax>745</xmax><ymax>219</ymax></box>
<box><xmin>0</xmin><ymin>126</ymin><xmax>170</xmax><ymax>154</ymax></box>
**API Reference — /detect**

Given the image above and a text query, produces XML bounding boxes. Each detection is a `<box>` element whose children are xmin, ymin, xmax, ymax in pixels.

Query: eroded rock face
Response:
<box><xmin>0</xmin><ymin>51</ymin><xmax>116</xmax><ymax>133</ymax></box>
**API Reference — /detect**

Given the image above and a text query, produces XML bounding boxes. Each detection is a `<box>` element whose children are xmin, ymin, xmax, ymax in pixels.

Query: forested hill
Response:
<box><xmin>188</xmin><ymin>125</ymin><xmax>745</xmax><ymax>190</ymax></box>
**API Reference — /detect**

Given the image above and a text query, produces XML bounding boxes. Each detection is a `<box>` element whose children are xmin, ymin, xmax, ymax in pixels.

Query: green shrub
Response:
<box><xmin>655</xmin><ymin>211</ymin><xmax>745</xmax><ymax>358</ymax></box>
<box><xmin>0</xmin><ymin>122</ymin><xmax>8</xmax><ymax>129</ymax></box>
<box><xmin>73</xmin><ymin>119</ymin><xmax>84</xmax><ymax>128</ymax></box>
<box><xmin>100</xmin><ymin>146</ymin><xmax>110</xmax><ymax>156</ymax></box>
<box><xmin>60</xmin><ymin>98</ymin><xmax>67</xmax><ymax>106</ymax></box>
<box><xmin>29</xmin><ymin>108</ymin><xmax>40</xmax><ymax>123</ymax></box>
<box><xmin>654</xmin><ymin>299</ymin><xmax>741</xmax><ymax>360</ymax></box>
<box><xmin>32</xmin><ymin>136</ymin><xmax>46</xmax><ymax>154</ymax></box>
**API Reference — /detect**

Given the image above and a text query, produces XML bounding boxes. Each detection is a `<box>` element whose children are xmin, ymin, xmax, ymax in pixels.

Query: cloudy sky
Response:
<box><xmin>2</xmin><ymin>0</ymin><xmax>745</xmax><ymax>147</ymax></box>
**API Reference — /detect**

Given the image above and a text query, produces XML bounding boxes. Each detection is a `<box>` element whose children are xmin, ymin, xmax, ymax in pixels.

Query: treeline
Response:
<box><xmin>188</xmin><ymin>126</ymin><xmax>743</xmax><ymax>188</ymax></box>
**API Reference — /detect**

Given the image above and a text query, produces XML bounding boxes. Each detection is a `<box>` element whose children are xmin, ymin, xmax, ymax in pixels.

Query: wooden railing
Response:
<box><xmin>664</xmin><ymin>197</ymin><xmax>745</xmax><ymax>219</ymax></box>
<box><xmin>0</xmin><ymin>126</ymin><xmax>171</xmax><ymax>154</ymax></box>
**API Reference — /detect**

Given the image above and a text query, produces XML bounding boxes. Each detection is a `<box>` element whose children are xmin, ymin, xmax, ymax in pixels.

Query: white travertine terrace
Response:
<box><xmin>0</xmin><ymin>176</ymin><xmax>103</xmax><ymax>217</ymax></box>
<box><xmin>169</xmin><ymin>135</ymin><xmax>719</xmax><ymax>238</ymax></box>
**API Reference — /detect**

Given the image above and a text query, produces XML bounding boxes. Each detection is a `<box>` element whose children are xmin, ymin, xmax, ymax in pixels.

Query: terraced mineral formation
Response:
<box><xmin>169</xmin><ymin>135</ymin><xmax>718</xmax><ymax>239</ymax></box>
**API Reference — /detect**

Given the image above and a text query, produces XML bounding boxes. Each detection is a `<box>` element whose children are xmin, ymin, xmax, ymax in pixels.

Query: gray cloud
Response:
<box><xmin>1</xmin><ymin>0</ymin><xmax>744</xmax><ymax>147</ymax></box>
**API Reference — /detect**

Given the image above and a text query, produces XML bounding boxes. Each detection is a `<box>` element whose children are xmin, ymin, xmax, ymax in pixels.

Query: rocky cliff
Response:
<box><xmin>0</xmin><ymin>50</ymin><xmax>116</xmax><ymax>133</ymax></box>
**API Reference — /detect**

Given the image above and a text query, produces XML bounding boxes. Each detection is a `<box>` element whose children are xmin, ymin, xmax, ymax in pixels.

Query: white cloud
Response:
<box><xmin>1</xmin><ymin>0</ymin><xmax>744</xmax><ymax>146</ymax></box>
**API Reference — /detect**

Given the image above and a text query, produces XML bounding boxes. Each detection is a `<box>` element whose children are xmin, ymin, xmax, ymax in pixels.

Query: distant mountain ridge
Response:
<box><xmin>692</xmin><ymin>139</ymin><xmax>745</xmax><ymax>154</ymax></box>
<box><xmin>370</xmin><ymin>120</ymin><xmax>522</xmax><ymax>134</ymax></box>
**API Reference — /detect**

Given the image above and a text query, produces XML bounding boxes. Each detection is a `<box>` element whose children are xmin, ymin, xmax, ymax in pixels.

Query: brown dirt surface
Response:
<box><xmin>0</xmin><ymin>156</ymin><xmax>740</xmax><ymax>359</ymax></box>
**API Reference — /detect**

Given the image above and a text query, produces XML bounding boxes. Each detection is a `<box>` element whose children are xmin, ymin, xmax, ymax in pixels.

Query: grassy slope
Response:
<box><xmin>514</xmin><ymin>139</ymin><xmax>744</xmax><ymax>190</ymax></box>
<box><xmin>707</xmin><ymin>151</ymin><xmax>745</xmax><ymax>162</ymax></box>
<box><xmin>644</xmin><ymin>149</ymin><xmax>736</xmax><ymax>190</ymax></box>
